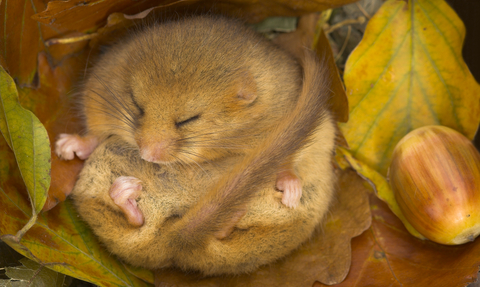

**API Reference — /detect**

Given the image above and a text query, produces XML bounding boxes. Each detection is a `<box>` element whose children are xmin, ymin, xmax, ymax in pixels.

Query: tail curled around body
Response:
<box><xmin>169</xmin><ymin>49</ymin><xmax>332</xmax><ymax>249</ymax></box>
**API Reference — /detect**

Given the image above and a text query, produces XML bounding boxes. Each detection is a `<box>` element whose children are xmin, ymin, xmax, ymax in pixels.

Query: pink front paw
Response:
<box><xmin>109</xmin><ymin>176</ymin><xmax>144</xmax><ymax>227</ymax></box>
<box><xmin>276</xmin><ymin>170</ymin><xmax>302</xmax><ymax>209</ymax></box>
<box><xmin>55</xmin><ymin>134</ymin><xmax>98</xmax><ymax>160</ymax></box>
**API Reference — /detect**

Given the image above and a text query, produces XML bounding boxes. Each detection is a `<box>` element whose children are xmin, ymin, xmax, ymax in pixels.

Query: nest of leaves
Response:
<box><xmin>0</xmin><ymin>0</ymin><xmax>479</xmax><ymax>286</ymax></box>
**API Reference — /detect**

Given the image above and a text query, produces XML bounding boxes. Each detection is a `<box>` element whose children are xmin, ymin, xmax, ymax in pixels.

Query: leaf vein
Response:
<box><xmin>377</xmin><ymin>118</ymin><xmax>408</xmax><ymax>172</ymax></box>
<box><xmin>414</xmin><ymin>70</ymin><xmax>441</xmax><ymax>123</ymax></box>
<box><xmin>353</xmin><ymin>73</ymin><xmax>409</xmax><ymax>157</ymax></box>
<box><xmin>346</xmin><ymin>3</ymin><xmax>404</xmax><ymax>73</ymax></box>
<box><xmin>415</xmin><ymin>34</ymin><xmax>462</xmax><ymax>131</ymax></box>
<box><xmin>23</xmin><ymin>220</ymin><xmax>135</xmax><ymax>287</ymax></box>
<box><xmin>369</xmin><ymin>228</ymin><xmax>404</xmax><ymax>286</ymax></box>
<box><xmin>423</xmin><ymin>0</ymin><xmax>463</xmax><ymax>39</ymax></box>
<box><xmin>349</xmin><ymin>32</ymin><xmax>410</xmax><ymax>114</ymax></box>
<box><xmin>416</xmin><ymin>0</ymin><xmax>466</xmax><ymax>76</ymax></box>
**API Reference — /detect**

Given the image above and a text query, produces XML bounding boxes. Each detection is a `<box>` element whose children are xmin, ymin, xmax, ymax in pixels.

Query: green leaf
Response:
<box><xmin>0</xmin><ymin>279</ymin><xmax>25</xmax><ymax>287</ymax></box>
<box><xmin>0</xmin><ymin>65</ymin><xmax>51</xmax><ymax>214</ymax></box>
<box><xmin>0</xmin><ymin>184</ymin><xmax>153</xmax><ymax>287</ymax></box>
<box><xmin>3</xmin><ymin>258</ymin><xmax>69</xmax><ymax>287</ymax></box>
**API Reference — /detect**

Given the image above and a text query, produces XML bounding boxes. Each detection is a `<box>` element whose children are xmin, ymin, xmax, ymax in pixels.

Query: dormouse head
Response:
<box><xmin>83</xmin><ymin>16</ymin><xmax>299</xmax><ymax>165</ymax></box>
<box><xmin>129</xmin><ymin>66</ymin><xmax>259</xmax><ymax>165</ymax></box>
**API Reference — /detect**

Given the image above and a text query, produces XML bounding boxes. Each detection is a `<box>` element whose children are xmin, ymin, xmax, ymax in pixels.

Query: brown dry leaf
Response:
<box><xmin>32</xmin><ymin>0</ymin><xmax>359</xmax><ymax>33</ymax></box>
<box><xmin>154</xmin><ymin>168</ymin><xmax>371</xmax><ymax>286</ymax></box>
<box><xmin>0</xmin><ymin>0</ymin><xmax>44</xmax><ymax>85</ymax></box>
<box><xmin>0</xmin><ymin>0</ymin><xmax>72</xmax><ymax>86</ymax></box>
<box><xmin>315</xmin><ymin>180</ymin><xmax>480</xmax><ymax>287</ymax></box>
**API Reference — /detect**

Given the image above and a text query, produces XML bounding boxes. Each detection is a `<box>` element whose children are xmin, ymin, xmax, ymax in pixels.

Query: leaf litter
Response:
<box><xmin>0</xmin><ymin>0</ymin><xmax>479</xmax><ymax>286</ymax></box>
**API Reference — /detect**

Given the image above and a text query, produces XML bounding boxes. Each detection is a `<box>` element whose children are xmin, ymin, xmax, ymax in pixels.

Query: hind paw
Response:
<box><xmin>276</xmin><ymin>170</ymin><xmax>302</xmax><ymax>209</ymax></box>
<box><xmin>109</xmin><ymin>176</ymin><xmax>144</xmax><ymax>227</ymax></box>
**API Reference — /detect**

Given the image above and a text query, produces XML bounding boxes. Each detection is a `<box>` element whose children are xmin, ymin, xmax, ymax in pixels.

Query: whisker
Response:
<box><xmin>85</xmin><ymin>104</ymin><xmax>136</xmax><ymax>129</ymax></box>
<box><xmin>85</xmin><ymin>92</ymin><xmax>137</xmax><ymax>128</ymax></box>
<box><xmin>87</xmin><ymin>123</ymin><xmax>135</xmax><ymax>133</ymax></box>
<box><xmin>86</xmin><ymin>91</ymin><xmax>136</xmax><ymax>125</ymax></box>
<box><xmin>177</xmin><ymin>151</ymin><xmax>211</xmax><ymax>178</ymax></box>
<box><xmin>172</xmin><ymin>153</ymin><xmax>203</xmax><ymax>177</ymax></box>
<box><xmin>179</xmin><ymin>149</ymin><xmax>220</xmax><ymax>170</ymax></box>
<box><xmin>90</xmin><ymin>73</ymin><xmax>137</xmax><ymax>120</ymax></box>
<box><xmin>169</xmin><ymin>154</ymin><xmax>189</xmax><ymax>172</ymax></box>
<box><xmin>183</xmin><ymin>145</ymin><xmax>249</xmax><ymax>150</ymax></box>
<box><xmin>177</xmin><ymin>131</ymin><xmax>263</xmax><ymax>143</ymax></box>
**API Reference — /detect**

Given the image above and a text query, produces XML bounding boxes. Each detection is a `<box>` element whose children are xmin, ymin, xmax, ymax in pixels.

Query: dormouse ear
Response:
<box><xmin>236</xmin><ymin>70</ymin><xmax>257</xmax><ymax>104</ymax></box>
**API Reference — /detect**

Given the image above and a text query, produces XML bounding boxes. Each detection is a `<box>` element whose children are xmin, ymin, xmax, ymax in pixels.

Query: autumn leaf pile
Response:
<box><xmin>0</xmin><ymin>0</ymin><xmax>479</xmax><ymax>286</ymax></box>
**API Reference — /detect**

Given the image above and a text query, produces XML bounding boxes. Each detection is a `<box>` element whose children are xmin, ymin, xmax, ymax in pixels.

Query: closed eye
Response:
<box><xmin>129</xmin><ymin>92</ymin><xmax>144</xmax><ymax>117</ymax></box>
<box><xmin>175</xmin><ymin>114</ymin><xmax>200</xmax><ymax>128</ymax></box>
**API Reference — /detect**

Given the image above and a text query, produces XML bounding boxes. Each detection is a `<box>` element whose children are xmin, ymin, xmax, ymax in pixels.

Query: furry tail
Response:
<box><xmin>170</xmin><ymin>49</ymin><xmax>331</xmax><ymax>248</ymax></box>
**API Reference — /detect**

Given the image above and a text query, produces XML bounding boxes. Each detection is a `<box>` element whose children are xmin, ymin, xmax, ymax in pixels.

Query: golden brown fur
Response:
<box><xmin>80</xmin><ymin>16</ymin><xmax>302</xmax><ymax>164</ymax></box>
<box><xmin>66</xmin><ymin>16</ymin><xmax>336</xmax><ymax>275</ymax></box>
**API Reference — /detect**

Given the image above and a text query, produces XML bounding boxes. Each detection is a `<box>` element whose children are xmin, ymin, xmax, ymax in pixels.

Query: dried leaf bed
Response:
<box><xmin>0</xmin><ymin>0</ymin><xmax>479</xmax><ymax>286</ymax></box>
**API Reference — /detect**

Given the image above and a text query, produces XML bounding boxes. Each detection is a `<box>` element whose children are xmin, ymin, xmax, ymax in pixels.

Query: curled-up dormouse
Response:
<box><xmin>58</xmin><ymin>15</ymin><xmax>336</xmax><ymax>275</ymax></box>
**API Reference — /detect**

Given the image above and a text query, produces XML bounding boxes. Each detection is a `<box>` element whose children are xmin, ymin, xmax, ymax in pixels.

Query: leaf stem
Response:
<box><xmin>45</xmin><ymin>33</ymin><xmax>97</xmax><ymax>47</ymax></box>
<box><xmin>15</xmin><ymin>213</ymin><xmax>38</xmax><ymax>239</ymax></box>
<box><xmin>323</xmin><ymin>16</ymin><xmax>366</xmax><ymax>34</ymax></box>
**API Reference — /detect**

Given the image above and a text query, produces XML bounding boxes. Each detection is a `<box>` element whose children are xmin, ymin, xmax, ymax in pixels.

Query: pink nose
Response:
<box><xmin>139</xmin><ymin>140</ymin><xmax>170</xmax><ymax>163</ymax></box>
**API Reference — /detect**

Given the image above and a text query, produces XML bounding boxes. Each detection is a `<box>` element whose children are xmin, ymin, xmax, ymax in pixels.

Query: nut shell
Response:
<box><xmin>389</xmin><ymin>125</ymin><xmax>480</xmax><ymax>245</ymax></box>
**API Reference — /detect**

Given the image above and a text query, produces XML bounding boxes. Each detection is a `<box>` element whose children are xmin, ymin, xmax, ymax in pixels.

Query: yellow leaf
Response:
<box><xmin>340</xmin><ymin>0</ymin><xmax>480</xmax><ymax>175</ymax></box>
